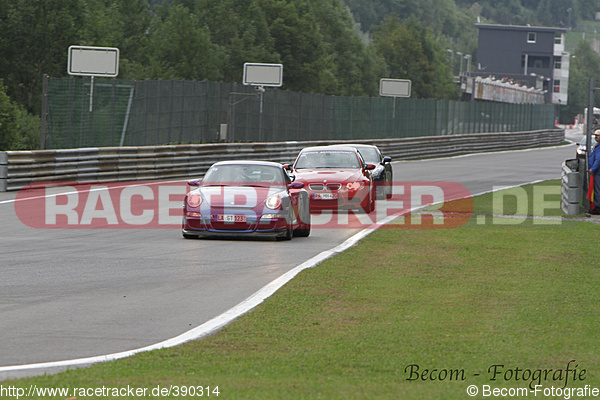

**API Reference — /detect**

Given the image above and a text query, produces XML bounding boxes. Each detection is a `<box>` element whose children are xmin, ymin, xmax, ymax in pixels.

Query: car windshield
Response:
<box><xmin>355</xmin><ymin>147</ymin><xmax>379</xmax><ymax>164</ymax></box>
<box><xmin>295</xmin><ymin>151</ymin><xmax>361</xmax><ymax>169</ymax></box>
<box><xmin>202</xmin><ymin>165</ymin><xmax>286</xmax><ymax>187</ymax></box>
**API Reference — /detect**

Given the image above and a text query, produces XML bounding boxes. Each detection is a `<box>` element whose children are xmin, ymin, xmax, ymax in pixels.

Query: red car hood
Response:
<box><xmin>294</xmin><ymin>169</ymin><xmax>365</xmax><ymax>183</ymax></box>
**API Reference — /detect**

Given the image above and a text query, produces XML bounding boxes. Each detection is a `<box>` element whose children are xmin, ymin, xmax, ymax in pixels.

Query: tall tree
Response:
<box><xmin>310</xmin><ymin>0</ymin><xmax>386</xmax><ymax>96</ymax></box>
<box><xmin>537</xmin><ymin>0</ymin><xmax>577</xmax><ymax>27</ymax></box>
<box><xmin>373</xmin><ymin>16</ymin><xmax>459</xmax><ymax>99</ymax></box>
<box><xmin>82</xmin><ymin>0</ymin><xmax>152</xmax><ymax>71</ymax></box>
<box><xmin>132</xmin><ymin>4</ymin><xmax>225</xmax><ymax>80</ymax></box>
<box><xmin>260</xmin><ymin>0</ymin><xmax>329</xmax><ymax>93</ymax></box>
<box><xmin>562</xmin><ymin>40</ymin><xmax>600</xmax><ymax>122</ymax></box>
<box><xmin>0</xmin><ymin>80</ymin><xmax>19</xmax><ymax>150</ymax></box>
<box><xmin>0</xmin><ymin>0</ymin><xmax>86</xmax><ymax>113</ymax></box>
<box><xmin>192</xmin><ymin>0</ymin><xmax>277</xmax><ymax>83</ymax></box>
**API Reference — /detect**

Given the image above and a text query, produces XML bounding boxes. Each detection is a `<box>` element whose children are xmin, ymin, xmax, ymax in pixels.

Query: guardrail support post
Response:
<box><xmin>0</xmin><ymin>152</ymin><xmax>7</xmax><ymax>192</ymax></box>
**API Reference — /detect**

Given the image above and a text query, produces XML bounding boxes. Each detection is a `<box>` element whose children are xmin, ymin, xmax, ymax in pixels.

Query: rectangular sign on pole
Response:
<box><xmin>243</xmin><ymin>63</ymin><xmax>283</xmax><ymax>87</ymax></box>
<box><xmin>68</xmin><ymin>45</ymin><xmax>119</xmax><ymax>77</ymax></box>
<box><xmin>379</xmin><ymin>78</ymin><xmax>411</xmax><ymax>98</ymax></box>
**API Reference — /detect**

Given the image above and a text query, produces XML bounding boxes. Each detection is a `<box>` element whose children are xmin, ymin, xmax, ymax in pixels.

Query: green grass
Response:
<box><xmin>6</xmin><ymin>181</ymin><xmax>600</xmax><ymax>399</ymax></box>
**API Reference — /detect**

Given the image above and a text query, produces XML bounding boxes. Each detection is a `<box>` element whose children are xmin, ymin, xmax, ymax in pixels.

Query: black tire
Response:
<box><xmin>364</xmin><ymin>189</ymin><xmax>375</xmax><ymax>213</ymax></box>
<box><xmin>386</xmin><ymin>180</ymin><xmax>393</xmax><ymax>200</ymax></box>
<box><xmin>293</xmin><ymin>201</ymin><xmax>311</xmax><ymax>237</ymax></box>
<box><xmin>277</xmin><ymin>209</ymin><xmax>294</xmax><ymax>241</ymax></box>
<box><xmin>277</xmin><ymin>226</ymin><xmax>293</xmax><ymax>241</ymax></box>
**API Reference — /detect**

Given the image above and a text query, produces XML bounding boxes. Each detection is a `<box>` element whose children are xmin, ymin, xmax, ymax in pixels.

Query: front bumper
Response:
<box><xmin>182</xmin><ymin>212</ymin><xmax>290</xmax><ymax>237</ymax></box>
<box><xmin>306</xmin><ymin>188</ymin><xmax>370</xmax><ymax>210</ymax></box>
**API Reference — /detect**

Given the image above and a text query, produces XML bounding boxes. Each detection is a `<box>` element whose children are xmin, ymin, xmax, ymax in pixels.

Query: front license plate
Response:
<box><xmin>217</xmin><ymin>214</ymin><xmax>247</xmax><ymax>222</ymax></box>
<box><xmin>313</xmin><ymin>193</ymin><xmax>337</xmax><ymax>200</ymax></box>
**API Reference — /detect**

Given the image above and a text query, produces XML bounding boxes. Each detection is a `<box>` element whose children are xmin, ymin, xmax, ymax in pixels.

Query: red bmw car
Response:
<box><xmin>286</xmin><ymin>146</ymin><xmax>376</xmax><ymax>213</ymax></box>
<box><xmin>182</xmin><ymin>161</ymin><xmax>311</xmax><ymax>240</ymax></box>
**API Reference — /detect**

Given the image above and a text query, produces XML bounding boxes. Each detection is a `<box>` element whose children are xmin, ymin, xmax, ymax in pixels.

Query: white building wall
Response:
<box><xmin>553</xmin><ymin>33</ymin><xmax>569</xmax><ymax>105</ymax></box>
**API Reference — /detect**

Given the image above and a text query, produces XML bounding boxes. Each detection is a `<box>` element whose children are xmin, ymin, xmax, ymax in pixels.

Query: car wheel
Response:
<box><xmin>365</xmin><ymin>188</ymin><xmax>375</xmax><ymax>213</ymax></box>
<box><xmin>293</xmin><ymin>200</ymin><xmax>311</xmax><ymax>237</ymax></box>
<box><xmin>277</xmin><ymin>226</ymin><xmax>293</xmax><ymax>241</ymax></box>
<box><xmin>376</xmin><ymin>183</ymin><xmax>385</xmax><ymax>200</ymax></box>
<box><xmin>277</xmin><ymin>210</ymin><xmax>294</xmax><ymax>241</ymax></box>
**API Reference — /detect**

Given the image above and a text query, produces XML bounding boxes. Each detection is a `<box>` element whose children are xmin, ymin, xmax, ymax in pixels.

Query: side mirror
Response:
<box><xmin>365</xmin><ymin>164</ymin><xmax>376</xmax><ymax>170</ymax></box>
<box><xmin>187</xmin><ymin>179</ymin><xmax>201</xmax><ymax>187</ymax></box>
<box><xmin>288</xmin><ymin>181</ymin><xmax>305</xmax><ymax>189</ymax></box>
<box><xmin>283</xmin><ymin>164</ymin><xmax>293</xmax><ymax>171</ymax></box>
<box><xmin>382</xmin><ymin>156</ymin><xmax>392</xmax><ymax>164</ymax></box>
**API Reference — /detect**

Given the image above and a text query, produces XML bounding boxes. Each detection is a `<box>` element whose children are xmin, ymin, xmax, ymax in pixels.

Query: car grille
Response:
<box><xmin>309</xmin><ymin>183</ymin><xmax>341</xmax><ymax>191</ymax></box>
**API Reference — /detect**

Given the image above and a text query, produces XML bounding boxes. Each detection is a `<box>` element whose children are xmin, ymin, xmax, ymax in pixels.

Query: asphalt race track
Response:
<box><xmin>0</xmin><ymin>139</ymin><xmax>576</xmax><ymax>379</ymax></box>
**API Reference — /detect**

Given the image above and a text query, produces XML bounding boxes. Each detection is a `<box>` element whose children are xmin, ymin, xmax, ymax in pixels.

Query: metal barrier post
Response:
<box><xmin>0</xmin><ymin>152</ymin><xmax>7</xmax><ymax>192</ymax></box>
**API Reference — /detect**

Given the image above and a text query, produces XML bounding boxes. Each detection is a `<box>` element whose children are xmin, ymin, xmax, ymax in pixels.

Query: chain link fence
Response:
<box><xmin>41</xmin><ymin>75</ymin><xmax>557</xmax><ymax>149</ymax></box>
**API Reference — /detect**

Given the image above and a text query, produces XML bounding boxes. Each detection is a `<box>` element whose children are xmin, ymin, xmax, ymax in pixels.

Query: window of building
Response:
<box><xmin>524</xmin><ymin>55</ymin><xmax>549</xmax><ymax>69</ymax></box>
<box><xmin>553</xmin><ymin>79</ymin><xmax>561</xmax><ymax>93</ymax></box>
<box><xmin>554</xmin><ymin>33</ymin><xmax>562</xmax><ymax>44</ymax></box>
<box><xmin>527</xmin><ymin>32</ymin><xmax>537</xmax><ymax>43</ymax></box>
<box><xmin>554</xmin><ymin>56</ymin><xmax>562</xmax><ymax>69</ymax></box>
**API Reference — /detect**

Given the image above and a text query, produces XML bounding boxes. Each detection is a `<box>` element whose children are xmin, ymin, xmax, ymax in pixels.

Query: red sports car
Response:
<box><xmin>182</xmin><ymin>161</ymin><xmax>311</xmax><ymax>240</ymax></box>
<box><xmin>286</xmin><ymin>146</ymin><xmax>376</xmax><ymax>213</ymax></box>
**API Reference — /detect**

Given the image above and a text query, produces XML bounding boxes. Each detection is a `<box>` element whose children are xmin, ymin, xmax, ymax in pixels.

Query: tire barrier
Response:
<box><xmin>0</xmin><ymin>129</ymin><xmax>564</xmax><ymax>192</ymax></box>
<box><xmin>561</xmin><ymin>158</ymin><xmax>583</xmax><ymax>215</ymax></box>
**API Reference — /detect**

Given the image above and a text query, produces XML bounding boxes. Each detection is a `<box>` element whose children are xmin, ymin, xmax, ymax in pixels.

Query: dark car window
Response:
<box><xmin>203</xmin><ymin>165</ymin><xmax>286</xmax><ymax>187</ymax></box>
<box><xmin>295</xmin><ymin>151</ymin><xmax>361</xmax><ymax>169</ymax></box>
<box><xmin>356</xmin><ymin>147</ymin><xmax>380</xmax><ymax>164</ymax></box>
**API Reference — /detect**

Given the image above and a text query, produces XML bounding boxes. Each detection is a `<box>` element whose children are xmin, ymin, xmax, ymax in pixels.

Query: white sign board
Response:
<box><xmin>243</xmin><ymin>63</ymin><xmax>283</xmax><ymax>87</ymax></box>
<box><xmin>68</xmin><ymin>45</ymin><xmax>119</xmax><ymax>77</ymax></box>
<box><xmin>379</xmin><ymin>78</ymin><xmax>411</xmax><ymax>97</ymax></box>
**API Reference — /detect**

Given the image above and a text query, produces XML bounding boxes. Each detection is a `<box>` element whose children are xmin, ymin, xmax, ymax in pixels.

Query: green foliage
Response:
<box><xmin>131</xmin><ymin>4</ymin><xmax>225</xmax><ymax>80</ymax></box>
<box><xmin>1</xmin><ymin>0</ymin><xmax>599</xmax><ymax>149</ymax></box>
<box><xmin>0</xmin><ymin>82</ymin><xmax>19</xmax><ymax>151</ymax></box>
<box><xmin>191</xmin><ymin>0</ymin><xmax>276</xmax><ymax>83</ymax></box>
<box><xmin>373</xmin><ymin>17</ymin><xmax>459</xmax><ymax>99</ymax></box>
<box><xmin>0</xmin><ymin>0</ymin><xmax>86</xmax><ymax>114</ymax></box>
<box><xmin>536</xmin><ymin>0</ymin><xmax>577</xmax><ymax>27</ymax></box>
<box><xmin>0</xmin><ymin>81</ymin><xmax>40</xmax><ymax>151</ymax></box>
<box><xmin>562</xmin><ymin>40</ymin><xmax>600</xmax><ymax>122</ymax></box>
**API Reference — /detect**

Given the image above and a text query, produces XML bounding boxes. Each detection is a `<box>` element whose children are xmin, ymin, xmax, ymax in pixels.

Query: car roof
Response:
<box><xmin>299</xmin><ymin>145</ymin><xmax>360</xmax><ymax>153</ymax></box>
<box><xmin>326</xmin><ymin>144</ymin><xmax>379</xmax><ymax>150</ymax></box>
<box><xmin>210</xmin><ymin>160</ymin><xmax>283</xmax><ymax>167</ymax></box>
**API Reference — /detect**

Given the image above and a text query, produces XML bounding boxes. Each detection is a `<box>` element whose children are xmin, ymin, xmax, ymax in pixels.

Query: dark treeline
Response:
<box><xmin>0</xmin><ymin>0</ymin><xmax>597</xmax><ymax>150</ymax></box>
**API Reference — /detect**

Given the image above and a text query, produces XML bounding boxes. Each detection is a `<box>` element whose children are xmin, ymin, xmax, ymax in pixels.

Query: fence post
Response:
<box><xmin>0</xmin><ymin>152</ymin><xmax>7</xmax><ymax>192</ymax></box>
<box><xmin>40</xmin><ymin>74</ymin><xmax>49</xmax><ymax>150</ymax></box>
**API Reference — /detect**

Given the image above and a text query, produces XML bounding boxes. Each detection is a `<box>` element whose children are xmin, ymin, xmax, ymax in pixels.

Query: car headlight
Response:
<box><xmin>266</xmin><ymin>194</ymin><xmax>282</xmax><ymax>210</ymax></box>
<box><xmin>187</xmin><ymin>193</ymin><xmax>202</xmax><ymax>208</ymax></box>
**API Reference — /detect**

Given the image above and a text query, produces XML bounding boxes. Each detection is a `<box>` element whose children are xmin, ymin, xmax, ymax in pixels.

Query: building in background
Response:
<box><xmin>466</xmin><ymin>24</ymin><xmax>569</xmax><ymax>105</ymax></box>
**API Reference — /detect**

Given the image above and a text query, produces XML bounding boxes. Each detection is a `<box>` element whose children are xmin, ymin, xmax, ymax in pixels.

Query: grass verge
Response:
<box><xmin>6</xmin><ymin>180</ymin><xmax>600</xmax><ymax>399</ymax></box>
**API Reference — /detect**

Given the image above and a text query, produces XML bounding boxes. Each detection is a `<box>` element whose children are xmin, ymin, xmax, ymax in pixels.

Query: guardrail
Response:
<box><xmin>0</xmin><ymin>129</ymin><xmax>564</xmax><ymax>192</ymax></box>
